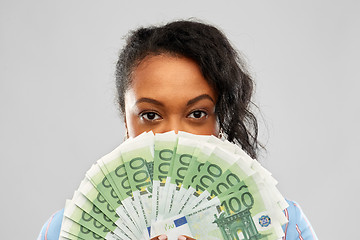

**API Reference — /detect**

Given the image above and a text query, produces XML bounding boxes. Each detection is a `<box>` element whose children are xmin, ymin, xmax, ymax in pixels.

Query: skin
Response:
<box><xmin>124</xmin><ymin>54</ymin><xmax>218</xmax><ymax>240</ymax></box>
<box><xmin>152</xmin><ymin>234</ymin><xmax>195</xmax><ymax>240</ymax></box>
<box><xmin>124</xmin><ymin>54</ymin><xmax>219</xmax><ymax>138</ymax></box>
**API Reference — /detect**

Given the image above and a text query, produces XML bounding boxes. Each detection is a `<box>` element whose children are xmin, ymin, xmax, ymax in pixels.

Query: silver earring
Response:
<box><xmin>218</xmin><ymin>129</ymin><xmax>225</xmax><ymax>140</ymax></box>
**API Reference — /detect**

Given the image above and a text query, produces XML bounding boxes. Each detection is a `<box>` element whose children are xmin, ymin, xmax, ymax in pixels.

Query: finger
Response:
<box><xmin>178</xmin><ymin>235</ymin><xmax>196</xmax><ymax>240</ymax></box>
<box><xmin>158</xmin><ymin>235</ymin><xmax>168</xmax><ymax>240</ymax></box>
<box><xmin>150</xmin><ymin>234</ymin><xmax>168</xmax><ymax>240</ymax></box>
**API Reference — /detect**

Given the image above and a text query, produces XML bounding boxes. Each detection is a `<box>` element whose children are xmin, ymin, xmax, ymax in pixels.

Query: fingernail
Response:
<box><xmin>178</xmin><ymin>236</ymin><xmax>186</xmax><ymax>240</ymax></box>
<box><xmin>158</xmin><ymin>234</ymin><xmax>168</xmax><ymax>240</ymax></box>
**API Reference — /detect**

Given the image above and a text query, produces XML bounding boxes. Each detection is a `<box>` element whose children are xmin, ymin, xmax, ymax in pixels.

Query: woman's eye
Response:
<box><xmin>188</xmin><ymin>110</ymin><xmax>207</xmax><ymax>119</ymax></box>
<box><xmin>140</xmin><ymin>112</ymin><xmax>161</xmax><ymax>121</ymax></box>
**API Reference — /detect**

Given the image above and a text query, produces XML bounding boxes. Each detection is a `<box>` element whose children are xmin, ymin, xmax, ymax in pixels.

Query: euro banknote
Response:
<box><xmin>60</xmin><ymin>131</ymin><xmax>288</xmax><ymax>240</ymax></box>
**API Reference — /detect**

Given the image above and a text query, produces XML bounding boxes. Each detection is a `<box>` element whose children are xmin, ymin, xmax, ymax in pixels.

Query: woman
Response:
<box><xmin>38</xmin><ymin>20</ymin><xmax>317</xmax><ymax>240</ymax></box>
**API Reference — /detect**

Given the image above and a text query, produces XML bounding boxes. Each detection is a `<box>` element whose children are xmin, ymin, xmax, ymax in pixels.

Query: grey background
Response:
<box><xmin>1</xmin><ymin>0</ymin><xmax>359</xmax><ymax>239</ymax></box>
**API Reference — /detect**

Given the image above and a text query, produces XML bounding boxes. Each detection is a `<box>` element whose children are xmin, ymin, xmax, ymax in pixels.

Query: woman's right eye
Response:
<box><xmin>140</xmin><ymin>112</ymin><xmax>162</xmax><ymax>121</ymax></box>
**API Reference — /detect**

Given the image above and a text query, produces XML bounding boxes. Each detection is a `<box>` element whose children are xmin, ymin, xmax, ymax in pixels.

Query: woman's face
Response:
<box><xmin>124</xmin><ymin>54</ymin><xmax>219</xmax><ymax>138</ymax></box>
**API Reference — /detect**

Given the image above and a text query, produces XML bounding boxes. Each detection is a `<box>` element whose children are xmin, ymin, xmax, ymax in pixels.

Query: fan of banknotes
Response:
<box><xmin>60</xmin><ymin>131</ymin><xmax>289</xmax><ymax>240</ymax></box>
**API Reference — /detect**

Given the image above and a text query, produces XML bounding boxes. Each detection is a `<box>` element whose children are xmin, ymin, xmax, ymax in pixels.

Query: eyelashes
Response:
<box><xmin>139</xmin><ymin>109</ymin><xmax>209</xmax><ymax>122</ymax></box>
<box><xmin>187</xmin><ymin>110</ymin><xmax>208</xmax><ymax>119</ymax></box>
<box><xmin>140</xmin><ymin>112</ymin><xmax>162</xmax><ymax>121</ymax></box>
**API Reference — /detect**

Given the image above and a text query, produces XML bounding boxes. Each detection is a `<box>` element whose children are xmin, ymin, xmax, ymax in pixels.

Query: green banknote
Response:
<box><xmin>152</xmin><ymin>131</ymin><xmax>178</xmax><ymax>222</ymax></box>
<box><xmin>62</xmin><ymin>200</ymin><xmax>121</xmax><ymax>239</ymax></box>
<box><xmin>86</xmin><ymin>164</ymin><xmax>138</xmax><ymax>224</ymax></box>
<box><xmin>122</xmin><ymin>132</ymin><xmax>154</xmax><ymax>237</ymax></box>
<box><xmin>153</xmin><ymin>178</ymin><xmax>284</xmax><ymax>240</ymax></box>
<box><xmin>61</xmin><ymin>216</ymin><xmax>110</xmax><ymax>240</ymax></box>
<box><xmin>165</xmin><ymin>133</ymin><xmax>207</xmax><ymax>217</ymax></box>
<box><xmin>187</xmin><ymin>155</ymin><xmax>256</xmax><ymax>212</ymax></box>
<box><xmin>59</xmin><ymin>230</ymin><xmax>85</xmax><ymax>240</ymax></box>
<box><xmin>97</xmin><ymin>144</ymin><xmax>144</xmax><ymax>238</ymax></box>
<box><xmin>76</xmin><ymin>178</ymin><xmax>131</xmax><ymax>232</ymax></box>
<box><xmin>176</xmin><ymin>141</ymin><xmax>215</xmax><ymax>215</ymax></box>
<box><xmin>62</xmin><ymin>131</ymin><xmax>288</xmax><ymax>240</ymax></box>
<box><xmin>179</xmin><ymin>146</ymin><xmax>238</xmax><ymax>214</ymax></box>
<box><xmin>233</xmin><ymin>145</ymin><xmax>289</xmax><ymax>211</ymax></box>
<box><xmin>71</xmin><ymin>190</ymin><xmax>135</xmax><ymax>239</ymax></box>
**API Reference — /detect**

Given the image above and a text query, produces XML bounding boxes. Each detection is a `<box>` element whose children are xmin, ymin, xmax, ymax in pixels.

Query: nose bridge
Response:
<box><xmin>164</xmin><ymin>116</ymin><xmax>184</xmax><ymax>133</ymax></box>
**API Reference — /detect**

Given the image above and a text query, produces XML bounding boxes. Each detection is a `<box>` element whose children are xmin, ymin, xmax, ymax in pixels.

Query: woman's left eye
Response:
<box><xmin>187</xmin><ymin>110</ymin><xmax>208</xmax><ymax>119</ymax></box>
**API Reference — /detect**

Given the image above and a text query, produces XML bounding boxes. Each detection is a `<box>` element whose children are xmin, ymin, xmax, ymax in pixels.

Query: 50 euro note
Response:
<box><xmin>121</xmin><ymin>131</ymin><xmax>155</xmax><ymax>237</ymax></box>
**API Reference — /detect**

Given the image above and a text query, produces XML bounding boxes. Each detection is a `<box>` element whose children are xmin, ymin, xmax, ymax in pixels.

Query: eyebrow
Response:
<box><xmin>135</xmin><ymin>98</ymin><xmax>164</xmax><ymax>106</ymax></box>
<box><xmin>187</xmin><ymin>94</ymin><xmax>215</xmax><ymax>106</ymax></box>
<box><xmin>135</xmin><ymin>94</ymin><xmax>215</xmax><ymax>107</ymax></box>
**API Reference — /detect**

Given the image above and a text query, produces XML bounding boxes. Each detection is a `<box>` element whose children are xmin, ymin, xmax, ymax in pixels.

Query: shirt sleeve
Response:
<box><xmin>37</xmin><ymin>209</ymin><xmax>64</xmax><ymax>240</ymax></box>
<box><xmin>282</xmin><ymin>200</ymin><xmax>318</xmax><ymax>240</ymax></box>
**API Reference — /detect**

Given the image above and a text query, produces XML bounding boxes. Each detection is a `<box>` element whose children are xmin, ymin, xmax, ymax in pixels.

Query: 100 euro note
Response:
<box><xmin>189</xmin><ymin>146</ymin><xmax>241</xmax><ymax>211</ymax></box>
<box><xmin>62</xmin><ymin>200</ymin><xmax>121</xmax><ymax>240</ymax></box>
<box><xmin>152</xmin><ymin>176</ymin><xmax>284</xmax><ymax>240</ymax></box>
<box><xmin>121</xmin><ymin>131</ymin><xmax>155</xmax><ymax>237</ymax></box>
<box><xmin>165</xmin><ymin>133</ymin><xmax>209</xmax><ymax>217</ymax></box>
<box><xmin>208</xmin><ymin>140</ymin><xmax>288</xmax><ymax>215</ymax></box>
<box><xmin>60</xmin><ymin>229</ymin><xmax>86</xmax><ymax>240</ymax></box>
<box><xmin>74</xmin><ymin>178</ymin><xmax>134</xmax><ymax>238</ymax></box>
<box><xmin>184</xmin><ymin>151</ymin><xmax>257</xmax><ymax>213</ymax></box>
<box><xmin>171</xmin><ymin>140</ymin><xmax>216</xmax><ymax>216</ymax></box>
<box><xmin>71</xmin><ymin>190</ymin><xmax>135</xmax><ymax>239</ymax></box>
<box><xmin>97</xmin><ymin>143</ymin><xmax>146</xmax><ymax>239</ymax></box>
<box><xmin>164</xmin><ymin>136</ymin><xmax>286</xmax><ymax>239</ymax></box>
<box><xmin>60</xmin><ymin>217</ymin><xmax>106</xmax><ymax>240</ymax></box>
<box><xmin>85</xmin><ymin>162</ymin><xmax>144</xmax><ymax>238</ymax></box>
<box><xmin>185</xmin><ymin>140</ymin><xmax>288</xmax><ymax>224</ymax></box>
<box><xmin>233</xmin><ymin>145</ymin><xmax>289</xmax><ymax>212</ymax></box>
<box><xmin>61</xmin><ymin>131</ymin><xmax>288</xmax><ymax>240</ymax></box>
<box><xmin>216</xmin><ymin>176</ymin><xmax>286</xmax><ymax>238</ymax></box>
<box><xmin>185</xmin><ymin>143</ymin><xmax>287</xmax><ymax>237</ymax></box>
<box><xmin>97</xmin><ymin>147</ymin><xmax>145</xmax><ymax>234</ymax></box>
<box><xmin>152</xmin><ymin>131</ymin><xmax>178</xmax><ymax>222</ymax></box>
<box><xmin>176</xmin><ymin>144</ymin><xmax>238</xmax><ymax>215</ymax></box>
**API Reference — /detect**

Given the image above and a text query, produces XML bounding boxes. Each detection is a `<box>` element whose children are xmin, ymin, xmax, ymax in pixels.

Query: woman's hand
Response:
<box><xmin>151</xmin><ymin>234</ymin><xmax>196</xmax><ymax>240</ymax></box>
<box><xmin>177</xmin><ymin>236</ymin><xmax>196</xmax><ymax>240</ymax></box>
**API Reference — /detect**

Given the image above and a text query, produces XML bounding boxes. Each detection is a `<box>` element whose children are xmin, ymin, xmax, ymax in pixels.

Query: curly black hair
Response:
<box><xmin>116</xmin><ymin>20</ymin><xmax>260</xmax><ymax>159</ymax></box>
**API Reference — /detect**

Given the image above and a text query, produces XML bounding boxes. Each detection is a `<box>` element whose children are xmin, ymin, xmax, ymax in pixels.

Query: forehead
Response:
<box><xmin>128</xmin><ymin>54</ymin><xmax>216</xmax><ymax>101</ymax></box>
